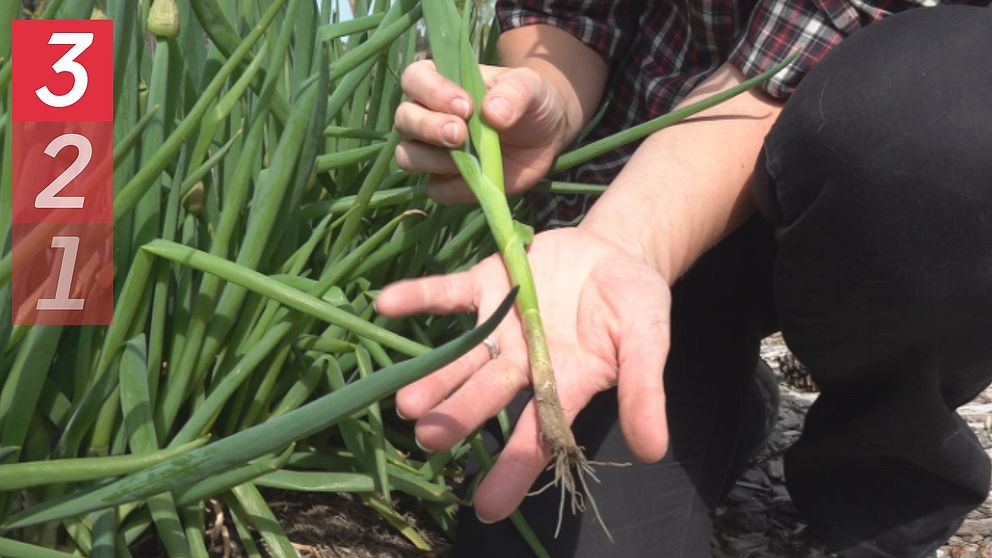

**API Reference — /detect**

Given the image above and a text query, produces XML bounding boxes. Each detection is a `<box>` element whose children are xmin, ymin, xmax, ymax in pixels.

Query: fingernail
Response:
<box><xmin>395</xmin><ymin>406</ymin><xmax>407</xmax><ymax>420</ymax></box>
<box><xmin>442</xmin><ymin>122</ymin><xmax>460</xmax><ymax>146</ymax></box>
<box><xmin>450</xmin><ymin>97</ymin><xmax>471</xmax><ymax>118</ymax></box>
<box><xmin>476</xmin><ymin>511</ymin><xmax>497</xmax><ymax>525</ymax></box>
<box><xmin>488</xmin><ymin>96</ymin><xmax>512</xmax><ymax>123</ymax></box>
<box><xmin>414</xmin><ymin>436</ymin><xmax>430</xmax><ymax>453</ymax></box>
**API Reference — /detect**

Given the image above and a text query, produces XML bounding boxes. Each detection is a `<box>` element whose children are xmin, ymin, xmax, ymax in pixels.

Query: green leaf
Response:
<box><xmin>5</xmin><ymin>287</ymin><xmax>517</xmax><ymax>529</ymax></box>
<box><xmin>0</xmin><ymin>536</ymin><xmax>79</xmax><ymax>558</ymax></box>
<box><xmin>140</xmin><ymin>240</ymin><xmax>423</xmax><ymax>356</ymax></box>
<box><xmin>0</xmin><ymin>439</ymin><xmax>207</xmax><ymax>492</ymax></box>
<box><xmin>514</xmin><ymin>221</ymin><xmax>535</xmax><ymax>246</ymax></box>
<box><xmin>552</xmin><ymin>53</ymin><xmax>799</xmax><ymax>173</ymax></box>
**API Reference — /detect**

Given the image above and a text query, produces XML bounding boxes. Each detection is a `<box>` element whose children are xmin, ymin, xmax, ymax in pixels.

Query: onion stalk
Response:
<box><xmin>423</xmin><ymin>0</ymin><xmax>797</xmax><ymax>537</ymax></box>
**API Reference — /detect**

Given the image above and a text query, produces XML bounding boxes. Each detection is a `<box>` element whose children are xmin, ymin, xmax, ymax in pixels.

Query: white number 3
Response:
<box><xmin>35</xmin><ymin>32</ymin><xmax>93</xmax><ymax>108</ymax></box>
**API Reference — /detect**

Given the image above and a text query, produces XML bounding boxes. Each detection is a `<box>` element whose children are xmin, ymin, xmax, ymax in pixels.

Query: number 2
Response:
<box><xmin>35</xmin><ymin>32</ymin><xmax>93</xmax><ymax>108</ymax></box>
<box><xmin>34</xmin><ymin>133</ymin><xmax>92</xmax><ymax>209</ymax></box>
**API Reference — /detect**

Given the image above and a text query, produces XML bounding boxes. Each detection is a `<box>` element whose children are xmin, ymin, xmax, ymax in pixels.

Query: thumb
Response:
<box><xmin>481</xmin><ymin>67</ymin><xmax>560</xmax><ymax>132</ymax></box>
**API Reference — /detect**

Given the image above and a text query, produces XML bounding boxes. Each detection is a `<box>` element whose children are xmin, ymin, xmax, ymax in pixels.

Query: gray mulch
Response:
<box><xmin>711</xmin><ymin>334</ymin><xmax>992</xmax><ymax>558</ymax></box>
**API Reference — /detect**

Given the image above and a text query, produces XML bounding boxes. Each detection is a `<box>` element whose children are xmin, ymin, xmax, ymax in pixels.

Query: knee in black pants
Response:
<box><xmin>755</xmin><ymin>6</ymin><xmax>992</xmax><ymax>556</ymax></box>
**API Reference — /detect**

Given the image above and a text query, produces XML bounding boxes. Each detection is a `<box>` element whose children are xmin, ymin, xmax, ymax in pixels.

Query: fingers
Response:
<box><xmin>395</xmin><ymin>101</ymin><xmax>468</xmax><ymax>150</ymax></box>
<box><xmin>396</xmin><ymin>343</ymin><xmax>492</xmax><ymax>420</ymax></box>
<box><xmin>376</xmin><ymin>271</ymin><xmax>477</xmax><ymax>318</ymax></box>
<box><xmin>400</xmin><ymin>60</ymin><xmax>474</xmax><ymax>119</ymax></box>
<box><xmin>382</xmin><ymin>257</ymin><xmax>516</xmax><ymax>421</ymax></box>
<box><xmin>472</xmin><ymin>401</ymin><xmax>551</xmax><ymax>522</ymax></box>
<box><xmin>425</xmin><ymin>174</ymin><xmax>478</xmax><ymax>204</ymax></box>
<box><xmin>394</xmin><ymin>158</ymin><xmax>479</xmax><ymax>204</ymax></box>
<box><xmin>473</xmin><ymin>377</ymin><xmax>593</xmax><ymax>522</ymax></box>
<box><xmin>616</xmin><ymin>329</ymin><xmax>669</xmax><ymax>463</ymax></box>
<box><xmin>604</xmin><ymin>269</ymin><xmax>671</xmax><ymax>463</ymax></box>
<box><xmin>394</xmin><ymin>140</ymin><xmax>458</xmax><ymax>175</ymax></box>
<box><xmin>395</xmin><ymin>61</ymin><xmax>472</xmax><ymax>157</ymax></box>
<box><xmin>414</xmin><ymin>355</ymin><xmax>530</xmax><ymax>450</ymax></box>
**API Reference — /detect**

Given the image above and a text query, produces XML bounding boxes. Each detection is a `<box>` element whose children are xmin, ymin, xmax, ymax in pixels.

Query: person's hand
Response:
<box><xmin>393</xmin><ymin>60</ymin><xmax>571</xmax><ymax>203</ymax></box>
<box><xmin>375</xmin><ymin>227</ymin><xmax>671</xmax><ymax>522</ymax></box>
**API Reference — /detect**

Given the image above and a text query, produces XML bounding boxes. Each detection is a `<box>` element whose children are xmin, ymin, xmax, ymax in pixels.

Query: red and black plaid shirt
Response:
<box><xmin>497</xmin><ymin>0</ymin><xmax>991</xmax><ymax>228</ymax></box>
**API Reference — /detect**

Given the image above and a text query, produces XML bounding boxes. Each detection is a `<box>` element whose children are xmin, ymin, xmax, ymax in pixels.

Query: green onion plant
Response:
<box><xmin>0</xmin><ymin>0</ymin><xmax>792</xmax><ymax>554</ymax></box>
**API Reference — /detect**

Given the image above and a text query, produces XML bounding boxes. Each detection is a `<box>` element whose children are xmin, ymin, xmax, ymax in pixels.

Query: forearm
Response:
<box><xmin>579</xmin><ymin>63</ymin><xmax>783</xmax><ymax>283</ymax></box>
<box><xmin>498</xmin><ymin>24</ymin><xmax>608</xmax><ymax>149</ymax></box>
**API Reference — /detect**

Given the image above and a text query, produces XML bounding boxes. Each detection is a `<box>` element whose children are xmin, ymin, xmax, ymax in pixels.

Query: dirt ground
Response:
<box><xmin>143</xmin><ymin>334</ymin><xmax>992</xmax><ymax>557</ymax></box>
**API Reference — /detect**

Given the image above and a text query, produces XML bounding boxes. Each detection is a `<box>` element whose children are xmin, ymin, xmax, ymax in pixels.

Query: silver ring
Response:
<box><xmin>482</xmin><ymin>337</ymin><xmax>500</xmax><ymax>360</ymax></box>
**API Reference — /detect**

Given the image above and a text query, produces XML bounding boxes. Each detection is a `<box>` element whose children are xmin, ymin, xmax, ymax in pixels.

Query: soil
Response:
<box><xmin>246</xmin><ymin>491</ymin><xmax>451</xmax><ymax>558</ymax></box>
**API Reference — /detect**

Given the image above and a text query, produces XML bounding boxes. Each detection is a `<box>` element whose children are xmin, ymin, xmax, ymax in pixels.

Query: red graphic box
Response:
<box><xmin>11</xmin><ymin>20</ymin><xmax>113</xmax><ymax>122</ymax></box>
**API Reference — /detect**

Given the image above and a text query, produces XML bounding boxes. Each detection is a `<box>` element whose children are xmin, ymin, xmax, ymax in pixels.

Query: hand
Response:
<box><xmin>393</xmin><ymin>60</ymin><xmax>571</xmax><ymax>203</ymax></box>
<box><xmin>375</xmin><ymin>227</ymin><xmax>671</xmax><ymax>522</ymax></box>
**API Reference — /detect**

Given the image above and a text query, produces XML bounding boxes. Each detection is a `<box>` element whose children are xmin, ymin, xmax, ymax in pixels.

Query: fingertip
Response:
<box><xmin>473</xmin><ymin>477</ymin><xmax>521</xmax><ymax>523</ymax></box>
<box><xmin>373</xmin><ymin>284</ymin><xmax>402</xmax><ymax>317</ymax></box>
<box><xmin>621</xmin><ymin>391</ymin><xmax>669</xmax><ymax>463</ymax></box>
<box><xmin>414</xmin><ymin>427</ymin><xmax>456</xmax><ymax>453</ymax></box>
<box><xmin>396</xmin><ymin>386</ymin><xmax>428</xmax><ymax>421</ymax></box>
<box><xmin>414</xmin><ymin>434</ymin><xmax>429</xmax><ymax>453</ymax></box>
<box><xmin>373</xmin><ymin>288</ymin><xmax>393</xmax><ymax>314</ymax></box>
<box><xmin>634</xmin><ymin>424</ymin><xmax>669</xmax><ymax>464</ymax></box>
<box><xmin>471</xmin><ymin>406</ymin><xmax>547</xmax><ymax>522</ymax></box>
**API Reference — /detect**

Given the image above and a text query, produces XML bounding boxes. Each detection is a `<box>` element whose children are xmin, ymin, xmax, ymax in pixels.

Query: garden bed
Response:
<box><xmin>163</xmin><ymin>334</ymin><xmax>992</xmax><ymax>557</ymax></box>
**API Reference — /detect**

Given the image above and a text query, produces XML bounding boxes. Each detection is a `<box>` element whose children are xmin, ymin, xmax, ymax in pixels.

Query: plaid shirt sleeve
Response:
<box><xmin>728</xmin><ymin>0</ymin><xmax>988</xmax><ymax>98</ymax></box>
<box><xmin>495</xmin><ymin>1</ymin><xmax>637</xmax><ymax>64</ymax></box>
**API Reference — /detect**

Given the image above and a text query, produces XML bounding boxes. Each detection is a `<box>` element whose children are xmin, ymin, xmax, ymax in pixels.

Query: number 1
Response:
<box><xmin>36</xmin><ymin>235</ymin><xmax>85</xmax><ymax>311</ymax></box>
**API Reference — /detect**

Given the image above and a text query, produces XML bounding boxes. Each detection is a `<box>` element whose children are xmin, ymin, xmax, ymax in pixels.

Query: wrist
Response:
<box><xmin>575</xmin><ymin>64</ymin><xmax>780</xmax><ymax>285</ymax></box>
<box><xmin>578</xmin><ymin>193</ymin><xmax>684</xmax><ymax>285</ymax></box>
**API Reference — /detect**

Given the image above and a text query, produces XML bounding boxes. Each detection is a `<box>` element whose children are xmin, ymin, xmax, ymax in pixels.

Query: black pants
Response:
<box><xmin>455</xmin><ymin>6</ymin><xmax>992</xmax><ymax>557</ymax></box>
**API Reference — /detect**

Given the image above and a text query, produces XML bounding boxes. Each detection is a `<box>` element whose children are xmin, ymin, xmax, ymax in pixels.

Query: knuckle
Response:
<box><xmin>413</xmin><ymin>58</ymin><xmax>437</xmax><ymax>74</ymax></box>
<box><xmin>416</xmin><ymin>276</ymin><xmax>434</xmax><ymax>303</ymax></box>
<box><xmin>394</xmin><ymin>143</ymin><xmax>414</xmax><ymax>170</ymax></box>
<box><xmin>394</xmin><ymin>102</ymin><xmax>424</xmax><ymax>138</ymax></box>
<box><xmin>401</xmin><ymin>60</ymin><xmax>430</xmax><ymax>90</ymax></box>
<box><xmin>429</xmin><ymin>116</ymin><xmax>451</xmax><ymax>145</ymax></box>
<box><xmin>437</xmin><ymin>274</ymin><xmax>462</xmax><ymax>301</ymax></box>
<box><xmin>393</xmin><ymin>103</ymin><xmax>411</xmax><ymax>134</ymax></box>
<box><xmin>506</xmin><ymin>67</ymin><xmax>541</xmax><ymax>96</ymax></box>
